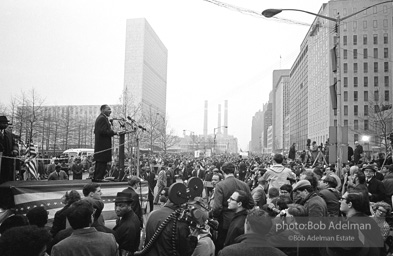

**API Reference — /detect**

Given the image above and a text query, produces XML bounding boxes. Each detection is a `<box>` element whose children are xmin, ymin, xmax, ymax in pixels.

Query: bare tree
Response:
<box><xmin>156</xmin><ymin>115</ymin><xmax>181</xmax><ymax>154</ymax></box>
<box><xmin>349</xmin><ymin>91</ymin><xmax>393</xmax><ymax>154</ymax></box>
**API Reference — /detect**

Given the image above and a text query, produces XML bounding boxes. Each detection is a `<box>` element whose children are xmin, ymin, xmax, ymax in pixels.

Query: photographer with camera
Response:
<box><xmin>144</xmin><ymin>192</ymin><xmax>197</xmax><ymax>256</ymax></box>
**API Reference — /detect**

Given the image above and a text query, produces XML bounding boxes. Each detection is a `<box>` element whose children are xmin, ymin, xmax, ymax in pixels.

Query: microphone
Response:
<box><xmin>109</xmin><ymin>117</ymin><xmax>125</xmax><ymax>122</ymax></box>
<box><xmin>127</xmin><ymin>116</ymin><xmax>135</xmax><ymax>123</ymax></box>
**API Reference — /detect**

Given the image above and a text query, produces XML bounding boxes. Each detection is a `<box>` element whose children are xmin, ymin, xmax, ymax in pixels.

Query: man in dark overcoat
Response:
<box><xmin>113</xmin><ymin>192</ymin><xmax>141</xmax><ymax>255</ymax></box>
<box><xmin>142</xmin><ymin>167</ymin><xmax>157</xmax><ymax>213</ymax></box>
<box><xmin>0</xmin><ymin>116</ymin><xmax>19</xmax><ymax>184</ymax></box>
<box><xmin>93</xmin><ymin>105</ymin><xmax>119</xmax><ymax>181</ymax></box>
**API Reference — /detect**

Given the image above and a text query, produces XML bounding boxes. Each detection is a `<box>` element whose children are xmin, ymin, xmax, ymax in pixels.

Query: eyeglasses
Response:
<box><xmin>229</xmin><ymin>197</ymin><xmax>237</xmax><ymax>202</ymax></box>
<box><xmin>376</xmin><ymin>208</ymin><xmax>387</xmax><ymax>213</ymax></box>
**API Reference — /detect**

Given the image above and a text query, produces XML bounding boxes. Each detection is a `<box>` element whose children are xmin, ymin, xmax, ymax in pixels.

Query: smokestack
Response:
<box><xmin>218</xmin><ymin>104</ymin><xmax>222</xmax><ymax>134</ymax></box>
<box><xmin>224</xmin><ymin>100</ymin><xmax>228</xmax><ymax>136</ymax></box>
<box><xmin>204</xmin><ymin>100</ymin><xmax>208</xmax><ymax>138</ymax></box>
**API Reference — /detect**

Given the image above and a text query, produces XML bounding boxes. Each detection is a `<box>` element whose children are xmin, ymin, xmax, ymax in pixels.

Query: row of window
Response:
<box><xmin>343</xmin><ymin>62</ymin><xmax>389</xmax><ymax>73</ymax></box>
<box><xmin>343</xmin><ymin>48</ymin><xmax>389</xmax><ymax>59</ymax></box>
<box><xmin>343</xmin><ymin>33</ymin><xmax>389</xmax><ymax>46</ymax></box>
<box><xmin>343</xmin><ymin>76</ymin><xmax>389</xmax><ymax>87</ymax></box>
<box><xmin>343</xmin><ymin>90</ymin><xmax>390</xmax><ymax>102</ymax></box>
<box><xmin>343</xmin><ymin>103</ymin><xmax>390</xmax><ymax>117</ymax></box>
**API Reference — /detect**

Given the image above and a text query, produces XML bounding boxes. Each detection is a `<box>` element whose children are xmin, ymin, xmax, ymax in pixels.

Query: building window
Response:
<box><xmin>364</xmin><ymin>91</ymin><xmax>368</xmax><ymax>101</ymax></box>
<box><xmin>364</xmin><ymin>63</ymin><xmax>368</xmax><ymax>73</ymax></box>
<box><xmin>364</xmin><ymin>105</ymin><xmax>369</xmax><ymax>116</ymax></box>
<box><xmin>363</xmin><ymin>49</ymin><xmax>368</xmax><ymax>59</ymax></box>
<box><xmin>354</xmin><ymin>77</ymin><xmax>358</xmax><ymax>87</ymax></box>
<box><xmin>334</xmin><ymin>120</ymin><xmax>338</xmax><ymax>127</ymax></box>
<box><xmin>373</xmin><ymin>6</ymin><xmax>377</xmax><ymax>14</ymax></box>
<box><xmin>364</xmin><ymin>120</ymin><xmax>369</xmax><ymax>130</ymax></box>
<box><xmin>344</xmin><ymin>120</ymin><xmax>349</xmax><ymax>126</ymax></box>
<box><xmin>363</xmin><ymin>34</ymin><xmax>367</xmax><ymax>44</ymax></box>
<box><xmin>385</xmin><ymin>76</ymin><xmax>389</xmax><ymax>87</ymax></box>
<box><xmin>344</xmin><ymin>63</ymin><xmax>348</xmax><ymax>73</ymax></box>
<box><xmin>353</xmin><ymin>49</ymin><xmax>358</xmax><ymax>59</ymax></box>
<box><xmin>374</xmin><ymin>90</ymin><xmax>379</xmax><ymax>101</ymax></box>
<box><xmin>364</xmin><ymin>77</ymin><xmax>368</xmax><ymax>87</ymax></box>
<box><xmin>384</xmin><ymin>48</ymin><xmax>389</xmax><ymax>58</ymax></box>
<box><xmin>354</xmin><ymin>91</ymin><xmax>358</xmax><ymax>101</ymax></box>
<box><xmin>354</xmin><ymin>120</ymin><xmax>358</xmax><ymax>130</ymax></box>
<box><xmin>386</xmin><ymin>90</ymin><xmax>390</xmax><ymax>101</ymax></box>
<box><xmin>344</xmin><ymin>105</ymin><xmax>348</xmax><ymax>116</ymax></box>
<box><xmin>375</xmin><ymin>105</ymin><xmax>380</xmax><ymax>113</ymax></box>
<box><xmin>383</xmin><ymin>19</ymin><xmax>388</xmax><ymax>28</ymax></box>
<box><xmin>354</xmin><ymin>63</ymin><xmax>358</xmax><ymax>73</ymax></box>
<box><xmin>373</xmin><ymin>34</ymin><xmax>378</xmax><ymax>44</ymax></box>
<box><xmin>374</xmin><ymin>62</ymin><xmax>378</xmax><ymax>73</ymax></box>
<box><xmin>384</xmin><ymin>62</ymin><xmax>389</xmax><ymax>72</ymax></box>
<box><xmin>344</xmin><ymin>91</ymin><xmax>348</xmax><ymax>101</ymax></box>
<box><xmin>384</xmin><ymin>33</ymin><xmax>388</xmax><ymax>44</ymax></box>
<box><xmin>353</xmin><ymin>35</ymin><xmax>357</xmax><ymax>45</ymax></box>
<box><xmin>373</xmin><ymin>20</ymin><xmax>378</xmax><ymax>28</ymax></box>
<box><xmin>344</xmin><ymin>49</ymin><xmax>348</xmax><ymax>59</ymax></box>
<box><xmin>343</xmin><ymin>36</ymin><xmax>347</xmax><ymax>45</ymax></box>
<box><xmin>353</xmin><ymin>21</ymin><xmax>357</xmax><ymax>30</ymax></box>
<box><xmin>354</xmin><ymin>105</ymin><xmax>358</xmax><ymax>116</ymax></box>
<box><xmin>344</xmin><ymin>77</ymin><xmax>348</xmax><ymax>87</ymax></box>
<box><xmin>374</xmin><ymin>48</ymin><xmax>378</xmax><ymax>58</ymax></box>
<box><xmin>374</xmin><ymin>76</ymin><xmax>379</xmax><ymax>86</ymax></box>
<box><xmin>354</xmin><ymin>134</ymin><xmax>359</xmax><ymax>142</ymax></box>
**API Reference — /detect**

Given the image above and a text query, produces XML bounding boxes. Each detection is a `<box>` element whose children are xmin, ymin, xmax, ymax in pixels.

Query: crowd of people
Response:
<box><xmin>1</xmin><ymin>149</ymin><xmax>393</xmax><ymax>256</ymax></box>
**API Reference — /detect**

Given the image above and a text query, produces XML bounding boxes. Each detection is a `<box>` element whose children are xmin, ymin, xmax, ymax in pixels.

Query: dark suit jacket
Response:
<box><xmin>142</xmin><ymin>172</ymin><xmax>156</xmax><ymax>199</ymax></box>
<box><xmin>211</xmin><ymin>176</ymin><xmax>254</xmax><ymax>229</ymax></box>
<box><xmin>94</xmin><ymin>113</ymin><xmax>115</xmax><ymax>162</ymax></box>
<box><xmin>122</xmin><ymin>186</ymin><xmax>143</xmax><ymax>228</ymax></box>
<box><xmin>0</xmin><ymin>129</ymin><xmax>18</xmax><ymax>183</ymax></box>
<box><xmin>113</xmin><ymin>210</ymin><xmax>141</xmax><ymax>253</ymax></box>
<box><xmin>192</xmin><ymin>169</ymin><xmax>206</xmax><ymax>180</ymax></box>
<box><xmin>367</xmin><ymin>177</ymin><xmax>386</xmax><ymax>202</ymax></box>
<box><xmin>224</xmin><ymin>209</ymin><xmax>247</xmax><ymax>247</ymax></box>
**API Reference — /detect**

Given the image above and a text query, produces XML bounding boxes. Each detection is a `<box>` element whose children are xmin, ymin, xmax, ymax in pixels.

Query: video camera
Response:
<box><xmin>168</xmin><ymin>177</ymin><xmax>218</xmax><ymax>231</ymax></box>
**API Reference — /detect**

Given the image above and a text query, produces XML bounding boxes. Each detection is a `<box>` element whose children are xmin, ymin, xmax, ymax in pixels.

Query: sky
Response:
<box><xmin>0</xmin><ymin>0</ymin><xmax>328</xmax><ymax>150</ymax></box>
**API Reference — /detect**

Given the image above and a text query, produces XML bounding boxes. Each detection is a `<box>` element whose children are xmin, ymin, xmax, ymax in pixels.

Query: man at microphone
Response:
<box><xmin>93</xmin><ymin>104</ymin><xmax>120</xmax><ymax>182</ymax></box>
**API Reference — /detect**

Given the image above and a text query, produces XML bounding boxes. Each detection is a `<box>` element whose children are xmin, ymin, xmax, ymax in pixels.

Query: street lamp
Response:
<box><xmin>262</xmin><ymin>0</ymin><xmax>393</xmax><ymax>171</ymax></box>
<box><xmin>361</xmin><ymin>135</ymin><xmax>371</xmax><ymax>163</ymax></box>
<box><xmin>214</xmin><ymin>126</ymin><xmax>228</xmax><ymax>154</ymax></box>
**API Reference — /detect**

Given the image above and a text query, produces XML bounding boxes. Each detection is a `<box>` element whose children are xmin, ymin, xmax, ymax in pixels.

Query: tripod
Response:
<box><xmin>312</xmin><ymin>149</ymin><xmax>328</xmax><ymax>167</ymax></box>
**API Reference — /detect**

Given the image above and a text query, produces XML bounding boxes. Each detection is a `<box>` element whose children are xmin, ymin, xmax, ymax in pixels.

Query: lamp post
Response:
<box><xmin>214</xmin><ymin>126</ymin><xmax>228</xmax><ymax>154</ymax></box>
<box><xmin>262</xmin><ymin>0</ymin><xmax>393</xmax><ymax>171</ymax></box>
<box><xmin>361</xmin><ymin>135</ymin><xmax>370</xmax><ymax>163</ymax></box>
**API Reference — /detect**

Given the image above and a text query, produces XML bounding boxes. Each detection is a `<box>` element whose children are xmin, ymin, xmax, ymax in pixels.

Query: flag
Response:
<box><xmin>8</xmin><ymin>180</ymin><xmax>148</xmax><ymax>221</ymax></box>
<box><xmin>24</xmin><ymin>143</ymin><xmax>39</xmax><ymax>180</ymax></box>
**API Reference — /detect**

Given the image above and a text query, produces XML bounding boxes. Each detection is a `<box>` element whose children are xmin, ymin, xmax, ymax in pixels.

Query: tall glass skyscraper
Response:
<box><xmin>123</xmin><ymin>18</ymin><xmax>168</xmax><ymax>118</ymax></box>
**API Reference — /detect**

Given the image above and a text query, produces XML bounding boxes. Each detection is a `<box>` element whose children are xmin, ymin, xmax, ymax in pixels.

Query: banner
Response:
<box><xmin>8</xmin><ymin>180</ymin><xmax>148</xmax><ymax>221</ymax></box>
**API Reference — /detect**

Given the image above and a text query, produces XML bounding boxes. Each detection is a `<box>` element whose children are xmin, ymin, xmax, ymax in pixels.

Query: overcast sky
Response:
<box><xmin>0</xmin><ymin>0</ymin><xmax>328</xmax><ymax>150</ymax></box>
